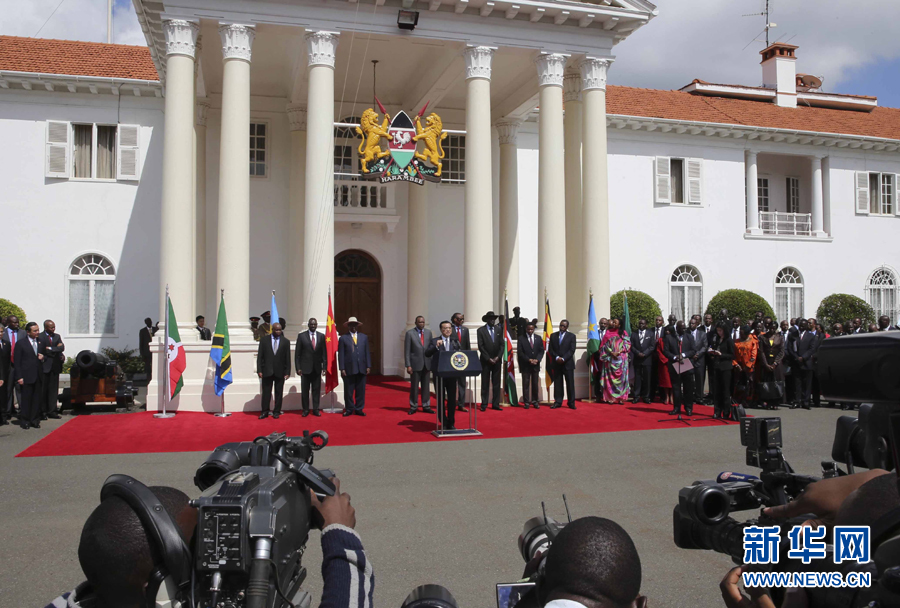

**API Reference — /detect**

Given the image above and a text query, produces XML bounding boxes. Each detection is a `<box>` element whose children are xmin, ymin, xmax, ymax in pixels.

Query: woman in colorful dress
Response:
<box><xmin>599</xmin><ymin>318</ymin><xmax>632</xmax><ymax>404</ymax></box>
<box><xmin>656</xmin><ymin>325</ymin><xmax>673</xmax><ymax>405</ymax></box>
<box><xmin>732</xmin><ymin>325</ymin><xmax>758</xmax><ymax>413</ymax></box>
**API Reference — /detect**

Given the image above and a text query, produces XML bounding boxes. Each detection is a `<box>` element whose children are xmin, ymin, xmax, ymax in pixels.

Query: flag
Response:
<box><xmin>165</xmin><ymin>295</ymin><xmax>186</xmax><ymax>399</ymax></box>
<box><xmin>209</xmin><ymin>294</ymin><xmax>232</xmax><ymax>396</ymax></box>
<box><xmin>623</xmin><ymin>290</ymin><xmax>632</xmax><ymax>335</ymax></box>
<box><xmin>503</xmin><ymin>298</ymin><xmax>518</xmax><ymax>407</ymax></box>
<box><xmin>543</xmin><ymin>296</ymin><xmax>553</xmax><ymax>389</ymax></box>
<box><xmin>587</xmin><ymin>295</ymin><xmax>601</xmax><ymax>384</ymax></box>
<box><xmin>270</xmin><ymin>291</ymin><xmax>280</xmax><ymax>327</ymax></box>
<box><xmin>324</xmin><ymin>291</ymin><xmax>339</xmax><ymax>395</ymax></box>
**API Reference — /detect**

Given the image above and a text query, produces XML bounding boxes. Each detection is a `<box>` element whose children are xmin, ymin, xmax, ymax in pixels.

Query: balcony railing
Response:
<box><xmin>759</xmin><ymin>211</ymin><xmax>812</xmax><ymax>236</ymax></box>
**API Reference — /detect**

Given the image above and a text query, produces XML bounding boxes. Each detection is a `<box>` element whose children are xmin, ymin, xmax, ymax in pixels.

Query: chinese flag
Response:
<box><xmin>324</xmin><ymin>292</ymin><xmax>339</xmax><ymax>394</ymax></box>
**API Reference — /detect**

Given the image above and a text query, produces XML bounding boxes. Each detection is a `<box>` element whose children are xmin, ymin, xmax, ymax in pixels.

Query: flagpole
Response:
<box><xmin>214</xmin><ymin>289</ymin><xmax>231</xmax><ymax>417</ymax></box>
<box><xmin>587</xmin><ymin>289</ymin><xmax>595</xmax><ymax>403</ymax></box>
<box><xmin>155</xmin><ymin>284</ymin><xmax>175</xmax><ymax>418</ymax></box>
<box><xmin>501</xmin><ymin>287</ymin><xmax>509</xmax><ymax>407</ymax></box>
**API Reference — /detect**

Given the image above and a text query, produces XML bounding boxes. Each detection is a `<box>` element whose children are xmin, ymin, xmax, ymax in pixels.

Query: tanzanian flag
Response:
<box><xmin>587</xmin><ymin>295</ymin><xmax>600</xmax><ymax>383</ymax></box>
<box><xmin>503</xmin><ymin>298</ymin><xmax>518</xmax><ymax>407</ymax></box>
<box><xmin>209</xmin><ymin>294</ymin><xmax>233</xmax><ymax>396</ymax></box>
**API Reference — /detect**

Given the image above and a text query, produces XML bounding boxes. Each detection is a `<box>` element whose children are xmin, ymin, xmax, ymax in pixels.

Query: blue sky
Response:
<box><xmin>2</xmin><ymin>0</ymin><xmax>900</xmax><ymax>108</ymax></box>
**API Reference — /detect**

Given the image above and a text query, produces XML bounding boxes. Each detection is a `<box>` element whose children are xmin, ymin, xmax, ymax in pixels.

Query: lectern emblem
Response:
<box><xmin>450</xmin><ymin>352</ymin><xmax>469</xmax><ymax>371</ymax></box>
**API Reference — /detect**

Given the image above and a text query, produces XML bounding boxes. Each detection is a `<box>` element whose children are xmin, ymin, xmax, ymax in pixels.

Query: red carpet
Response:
<box><xmin>17</xmin><ymin>376</ymin><xmax>735</xmax><ymax>458</ymax></box>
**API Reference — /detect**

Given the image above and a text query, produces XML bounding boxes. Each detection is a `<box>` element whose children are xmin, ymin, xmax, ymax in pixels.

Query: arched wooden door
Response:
<box><xmin>334</xmin><ymin>250</ymin><xmax>382</xmax><ymax>373</ymax></box>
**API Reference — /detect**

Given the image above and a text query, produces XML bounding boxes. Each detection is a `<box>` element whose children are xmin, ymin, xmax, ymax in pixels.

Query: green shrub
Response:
<box><xmin>816</xmin><ymin>294</ymin><xmax>876</xmax><ymax>330</ymax></box>
<box><xmin>704</xmin><ymin>289</ymin><xmax>775</xmax><ymax>323</ymax></box>
<box><xmin>100</xmin><ymin>346</ymin><xmax>145</xmax><ymax>374</ymax></box>
<box><xmin>610</xmin><ymin>290</ymin><xmax>662</xmax><ymax>331</ymax></box>
<box><xmin>62</xmin><ymin>357</ymin><xmax>75</xmax><ymax>374</ymax></box>
<box><xmin>0</xmin><ymin>299</ymin><xmax>26</xmax><ymax>325</ymax></box>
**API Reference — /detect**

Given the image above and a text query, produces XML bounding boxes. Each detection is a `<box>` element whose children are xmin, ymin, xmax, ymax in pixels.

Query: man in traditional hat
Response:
<box><xmin>338</xmin><ymin>317</ymin><xmax>371</xmax><ymax>417</ymax></box>
<box><xmin>477</xmin><ymin>310</ymin><xmax>504</xmax><ymax>411</ymax></box>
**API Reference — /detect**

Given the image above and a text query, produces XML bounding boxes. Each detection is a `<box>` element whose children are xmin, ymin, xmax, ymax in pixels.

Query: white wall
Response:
<box><xmin>0</xmin><ymin>88</ymin><xmax>163</xmax><ymax>356</ymax></box>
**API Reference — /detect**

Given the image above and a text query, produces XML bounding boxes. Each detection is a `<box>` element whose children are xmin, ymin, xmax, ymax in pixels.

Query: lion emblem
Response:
<box><xmin>413</xmin><ymin>113</ymin><xmax>448</xmax><ymax>177</ymax></box>
<box><xmin>356</xmin><ymin>108</ymin><xmax>391</xmax><ymax>173</ymax></box>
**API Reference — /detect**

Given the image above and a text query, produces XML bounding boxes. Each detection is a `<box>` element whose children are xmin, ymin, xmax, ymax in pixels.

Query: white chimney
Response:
<box><xmin>760</xmin><ymin>43</ymin><xmax>798</xmax><ymax>108</ymax></box>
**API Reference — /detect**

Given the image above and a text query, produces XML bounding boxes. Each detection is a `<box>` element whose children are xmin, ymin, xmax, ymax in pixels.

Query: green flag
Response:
<box><xmin>209</xmin><ymin>294</ymin><xmax>232</xmax><ymax>396</ymax></box>
<box><xmin>623</xmin><ymin>290</ymin><xmax>632</xmax><ymax>334</ymax></box>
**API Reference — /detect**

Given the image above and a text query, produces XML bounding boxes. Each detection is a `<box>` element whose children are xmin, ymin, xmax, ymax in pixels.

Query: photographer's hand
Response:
<box><xmin>762</xmin><ymin>469</ymin><xmax>889</xmax><ymax>527</ymax></box>
<box><xmin>310</xmin><ymin>477</ymin><xmax>356</xmax><ymax>530</ymax></box>
<box><xmin>720</xmin><ymin>566</ymin><xmax>777</xmax><ymax>608</ymax></box>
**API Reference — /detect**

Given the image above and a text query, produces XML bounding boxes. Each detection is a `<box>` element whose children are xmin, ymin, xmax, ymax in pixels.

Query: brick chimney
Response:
<box><xmin>760</xmin><ymin>42</ymin><xmax>798</xmax><ymax>108</ymax></box>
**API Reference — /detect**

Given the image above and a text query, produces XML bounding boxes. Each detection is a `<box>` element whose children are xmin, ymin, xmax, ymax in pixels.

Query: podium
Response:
<box><xmin>433</xmin><ymin>350</ymin><xmax>482</xmax><ymax>438</ymax></box>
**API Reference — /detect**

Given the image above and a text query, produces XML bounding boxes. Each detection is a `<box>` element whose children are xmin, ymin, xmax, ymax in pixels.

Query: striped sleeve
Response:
<box><xmin>320</xmin><ymin>525</ymin><xmax>375</xmax><ymax>608</ymax></box>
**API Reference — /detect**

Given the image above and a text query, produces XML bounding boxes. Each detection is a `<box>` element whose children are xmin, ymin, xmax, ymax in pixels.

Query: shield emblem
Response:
<box><xmin>388</xmin><ymin>111</ymin><xmax>417</xmax><ymax>170</ymax></box>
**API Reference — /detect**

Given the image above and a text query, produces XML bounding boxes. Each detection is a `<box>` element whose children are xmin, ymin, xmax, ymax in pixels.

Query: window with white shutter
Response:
<box><xmin>687</xmin><ymin>158</ymin><xmax>703</xmax><ymax>205</ymax></box>
<box><xmin>45</xmin><ymin>120</ymin><xmax>70</xmax><ymax>178</ymax></box>
<box><xmin>655</xmin><ymin>156</ymin><xmax>671</xmax><ymax>204</ymax></box>
<box><xmin>116</xmin><ymin>124</ymin><xmax>140</xmax><ymax>180</ymax></box>
<box><xmin>855</xmin><ymin>171</ymin><xmax>870</xmax><ymax>215</ymax></box>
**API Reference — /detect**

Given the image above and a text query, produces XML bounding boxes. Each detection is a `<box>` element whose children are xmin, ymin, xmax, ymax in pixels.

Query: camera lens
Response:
<box><xmin>401</xmin><ymin>585</ymin><xmax>458</xmax><ymax>608</ymax></box>
<box><xmin>519</xmin><ymin>516</ymin><xmax>559</xmax><ymax>562</ymax></box>
<box><xmin>195</xmin><ymin>447</ymin><xmax>243</xmax><ymax>490</ymax></box>
<box><xmin>688</xmin><ymin>484</ymin><xmax>731</xmax><ymax>525</ymax></box>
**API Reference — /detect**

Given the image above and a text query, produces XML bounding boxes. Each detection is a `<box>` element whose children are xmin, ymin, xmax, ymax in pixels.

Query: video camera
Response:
<box><xmin>189</xmin><ymin>431</ymin><xmax>336</xmax><ymax>608</ymax></box>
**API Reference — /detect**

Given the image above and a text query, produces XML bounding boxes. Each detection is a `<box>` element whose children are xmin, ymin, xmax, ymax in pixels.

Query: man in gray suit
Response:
<box><xmin>450</xmin><ymin>312</ymin><xmax>470</xmax><ymax>412</ymax></box>
<box><xmin>404</xmin><ymin>316</ymin><xmax>434</xmax><ymax>415</ymax></box>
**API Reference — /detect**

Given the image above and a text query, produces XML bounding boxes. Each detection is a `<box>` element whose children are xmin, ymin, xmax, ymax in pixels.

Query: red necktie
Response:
<box><xmin>10</xmin><ymin>331</ymin><xmax>15</xmax><ymax>362</ymax></box>
<box><xmin>312</xmin><ymin>333</ymin><xmax>316</xmax><ymax>349</ymax></box>
<box><xmin>420</xmin><ymin>331</ymin><xmax>424</xmax><ymax>346</ymax></box>
<box><xmin>457</xmin><ymin>327</ymin><xmax>461</xmax><ymax>341</ymax></box>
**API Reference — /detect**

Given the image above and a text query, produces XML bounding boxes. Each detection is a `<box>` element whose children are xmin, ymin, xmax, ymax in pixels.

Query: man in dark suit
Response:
<box><xmin>450</xmin><ymin>312</ymin><xmax>471</xmax><ymax>411</ymax></box>
<box><xmin>663</xmin><ymin>321</ymin><xmax>697</xmax><ymax>416</ymax></box>
<box><xmin>338</xmin><ymin>317</ymin><xmax>371</xmax><ymax>416</ymax></box>
<box><xmin>517</xmin><ymin>321</ymin><xmax>544</xmax><ymax>409</ymax></box>
<box><xmin>0</xmin><ymin>337</ymin><xmax>8</xmax><ymax>425</ymax></box>
<box><xmin>702</xmin><ymin>313</ymin><xmax>716</xmax><ymax>404</ymax></box>
<box><xmin>650</xmin><ymin>315</ymin><xmax>665</xmax><ymax>401</ymax></box>
<box><xmin>139</xmin><ymin>318</ymin><xmax>158</xmax><ymax>380</ymax></box>
<box><xmin>256</xmin><ymin>322</ymin><xmax>291</xmax><ymax>419</ymax></box>
<box><xmin>2</xmin><ymin>314</ymin><xmax>27</xmax><ymax>418</ymax></box>
<box><xmin>783</xmin><ymin>318</ymin><xmax>800</xmax><ymax>405</ymax></box>
<box><xmin>295</xmin><ymin>317</ymin><xmax>327</xmax><ymax>417</ymax></box>
<box><xmin>688</xmin><ymin>317</ymin><xmax>708</xmax><ymax>405</ymax></box>
<box><xmin>791</xmin><ymin>319</ymin><xmax>818</xmax><ymax>410</ymax></box>
<box><xmin>630</xmin><ymin>318</ymin><xmax>655</xmax><ymax>404</ymax></box>
<box><xmin>14</xmin><ymin>322</ymin><xmax>43</xmax><ymax>429</ymax></box>
<box><xmin>477</xmin><ymin>311</ymin><xmax>504</xmax><ymax>411</ymax></box>
<box><xmin>37</xmin><ymin>319</ymin><xmax>65</xmax><ymax>420</ymax></box>
<box><xmin>195</xmin><ymin>316</ymin><xmax>212</xmax><ymax>341</ymax></box>
<box><xmin>425</xmin><ymin>321</ymin><xmax>460</xmax><ymax>430</ymax></box>
<box><xmin>548</xmin><ymin>319</ymin><xmax>577</xmax><ymax>410</ymax></box>
<box><xmin>404</xmin><ymin>316</ymin><xmax>434</xmax><ymax>415</ymax></box>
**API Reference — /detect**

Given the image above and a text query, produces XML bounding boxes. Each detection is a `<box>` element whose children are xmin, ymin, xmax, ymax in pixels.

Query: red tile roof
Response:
<box><xmin>0</xmin><ymin>36</ymin><xmax>158</xmax><ymax>81</ymax></box>
<box><xmin>607</xmin><ymin>85</ymin><xmax>900</xmax><ymax>141</ymax></box>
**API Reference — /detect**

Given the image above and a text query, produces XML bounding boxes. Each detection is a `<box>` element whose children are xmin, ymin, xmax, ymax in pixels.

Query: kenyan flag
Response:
<box><xmin>166</xmin><ymin>295</ymin><xmax>186</xmax><ymax>399</ymax></box>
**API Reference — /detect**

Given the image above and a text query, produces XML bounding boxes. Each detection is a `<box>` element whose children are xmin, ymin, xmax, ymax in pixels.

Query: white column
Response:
<box><xmin>563</xmin><ymin>67</ymin><xmax>584</xmax><ymax>330</ymax></box>
<box><xmin>580</xmin><ymin>57</ymin><xmax>612</xmax><ymax>319</ymax></box>
<box><xmin>407</xmin><ymin>183</ymin><xmax>430</xmax><ymax>328</ymax></box>
<box><xmin>303</xmin><ymin>31</ymin><xmax>339</xmax><ymax>324</ymax></box>
<box><xmin>536</xmin><ymin>53</ymin><xmax>568</xmax><ymax>323</ymax></box>
<box><xmin>195</xmin><ymin>99</ymin><xmax>210</xmax><ymax>320</ymax></box>
<box><xmin>811</xmin><ymin>155</ymin><xmax>826</xmax><ymax>237</ymax></box>
<box><xmin>745</xmin><ymin>150</ymin><xmax>761</xmax><ymax>235</ymax></box>
<box><xmin>496</xmin><ymin>120</ymin><xmax>520</xmax><ymax>308</ymax></box>
<box><xmin>463</xmin><ymin>45</ymin><xmax>495</xmax><ymax>324</ymax></box>
<box><xmin>822</xmin><ymin>155</ymin><xmax>831</xmax><ymax>236</ymax></box>
<box><xmin>216</xmin><ymin>24</ymin><xmax>255</xmax><ymax>335</ymax></box>
<box><xmin>287</xmin><ymin>103</ymin><xmax>307</xmax><ymax>328</ymax></box>
<box><xmin>160</xmin><ymin>19</ymin><xmax>199</xmax><ymax>326</ymax></box>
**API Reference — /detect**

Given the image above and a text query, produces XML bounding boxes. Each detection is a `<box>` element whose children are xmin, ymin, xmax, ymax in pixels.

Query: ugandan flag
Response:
<box><xmin>543</xmin><ymin>296</ymin><xmax>553</xmax><ymax>389</ymax></box>
<box><xmin>209</xmin><ymin>294</ymin><xmax>232</xmax><ymax>396</ymax></box>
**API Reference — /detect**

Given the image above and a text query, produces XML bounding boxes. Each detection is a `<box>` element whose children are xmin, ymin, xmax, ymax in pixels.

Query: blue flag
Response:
<box><xmin>210</xmin><ymin>294</ymin><xmax>232</xmax><ymax>396</ymax></box>
<box><xmin>270</xmin><ymin>291</ymin><xmax>280</xmax><ymax>327</ymax></box>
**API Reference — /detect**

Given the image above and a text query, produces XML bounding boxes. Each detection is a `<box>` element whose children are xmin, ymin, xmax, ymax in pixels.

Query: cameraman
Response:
<box><xmin>718</xmin><ymin>469</ymin><xmax>893</xmax><ymax>608</ymax></box>
<box><xmin>526</xmin><ymin>517</ymin><xmax>647</xmax><ymax>608</ymax></box>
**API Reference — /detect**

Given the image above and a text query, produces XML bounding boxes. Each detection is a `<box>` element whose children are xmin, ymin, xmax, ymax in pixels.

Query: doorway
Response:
<box><xmin>334</xmin><ymin>249</ymin><xmax>382</xmax><ymax>374</ymax></box>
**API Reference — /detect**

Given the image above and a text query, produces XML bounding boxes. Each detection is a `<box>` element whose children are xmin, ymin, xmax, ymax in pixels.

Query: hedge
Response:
<box><xmin>610</xmin><ymin>290</ymin><xmax>662</xmax><ymax>331</ymax></box>
<box><xmin>816</xmin><ymin>294</ymin><xmax>876</xmax><ymax>330</ymax></box>
<box><xmin>0</xmin><ymin>299</ymin><xmax>26</xmax><ymax>325</ymax></box>
<box><xmin>704</xmin><ymin>289</ymin><xmax>775</xmax><ymax>324</ymax></box>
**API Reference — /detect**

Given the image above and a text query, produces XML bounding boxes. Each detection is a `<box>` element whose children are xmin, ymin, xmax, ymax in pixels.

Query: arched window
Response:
<box><xmin>775</xmin><ymin>267</ymin><xmax>804</xmax><ymax>322</ymax></box>
<box><xmin>866</xmin><ymin>266</ymin><xmax>898</xmax><ymax>322</ymax></box>
<box><xmin>670</xmin><ymin>265</ymin><xmax>702</xmax><ymax>322</ymax></box>
<box><xmin>68</xmin><ymin>254</ymin><xmax>116</xmax><ymax>335</ymax></box>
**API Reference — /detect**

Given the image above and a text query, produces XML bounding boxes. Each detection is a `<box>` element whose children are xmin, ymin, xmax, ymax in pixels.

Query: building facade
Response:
<box><xmin>0</xmin><ymin>0</ymin><xmax>898</xmax><ymax>411</ymax></box>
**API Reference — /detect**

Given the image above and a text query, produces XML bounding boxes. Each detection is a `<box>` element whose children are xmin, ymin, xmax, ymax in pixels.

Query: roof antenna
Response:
<box><xmin>562</xmin><ymin>494</ymin><xmax>572</xmax><ymax>523</ymax></box>
<box><xmin>742</xmin><ymin>0</ymin><xmax>776</xmax><ymax>49</ymax></box>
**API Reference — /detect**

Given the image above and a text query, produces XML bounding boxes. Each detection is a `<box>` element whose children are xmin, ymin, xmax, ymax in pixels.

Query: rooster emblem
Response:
<box><xmin>393</xmin><ymin>131</ymin><xmax>412</xmax><ymax>147</ymax></box>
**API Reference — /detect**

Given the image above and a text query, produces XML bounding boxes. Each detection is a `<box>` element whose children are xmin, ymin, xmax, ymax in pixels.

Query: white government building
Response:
<box><xmin>1</xmin><ymin>0</ymin><xmax>898</xmax><ymax>411</ymax></box>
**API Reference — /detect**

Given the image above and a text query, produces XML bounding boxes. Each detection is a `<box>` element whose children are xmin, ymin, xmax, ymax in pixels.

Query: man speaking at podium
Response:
<box><xmin>425</xmin><ymin>321</ymin><xmax>460</xmax><ymax>430</ymax></box>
